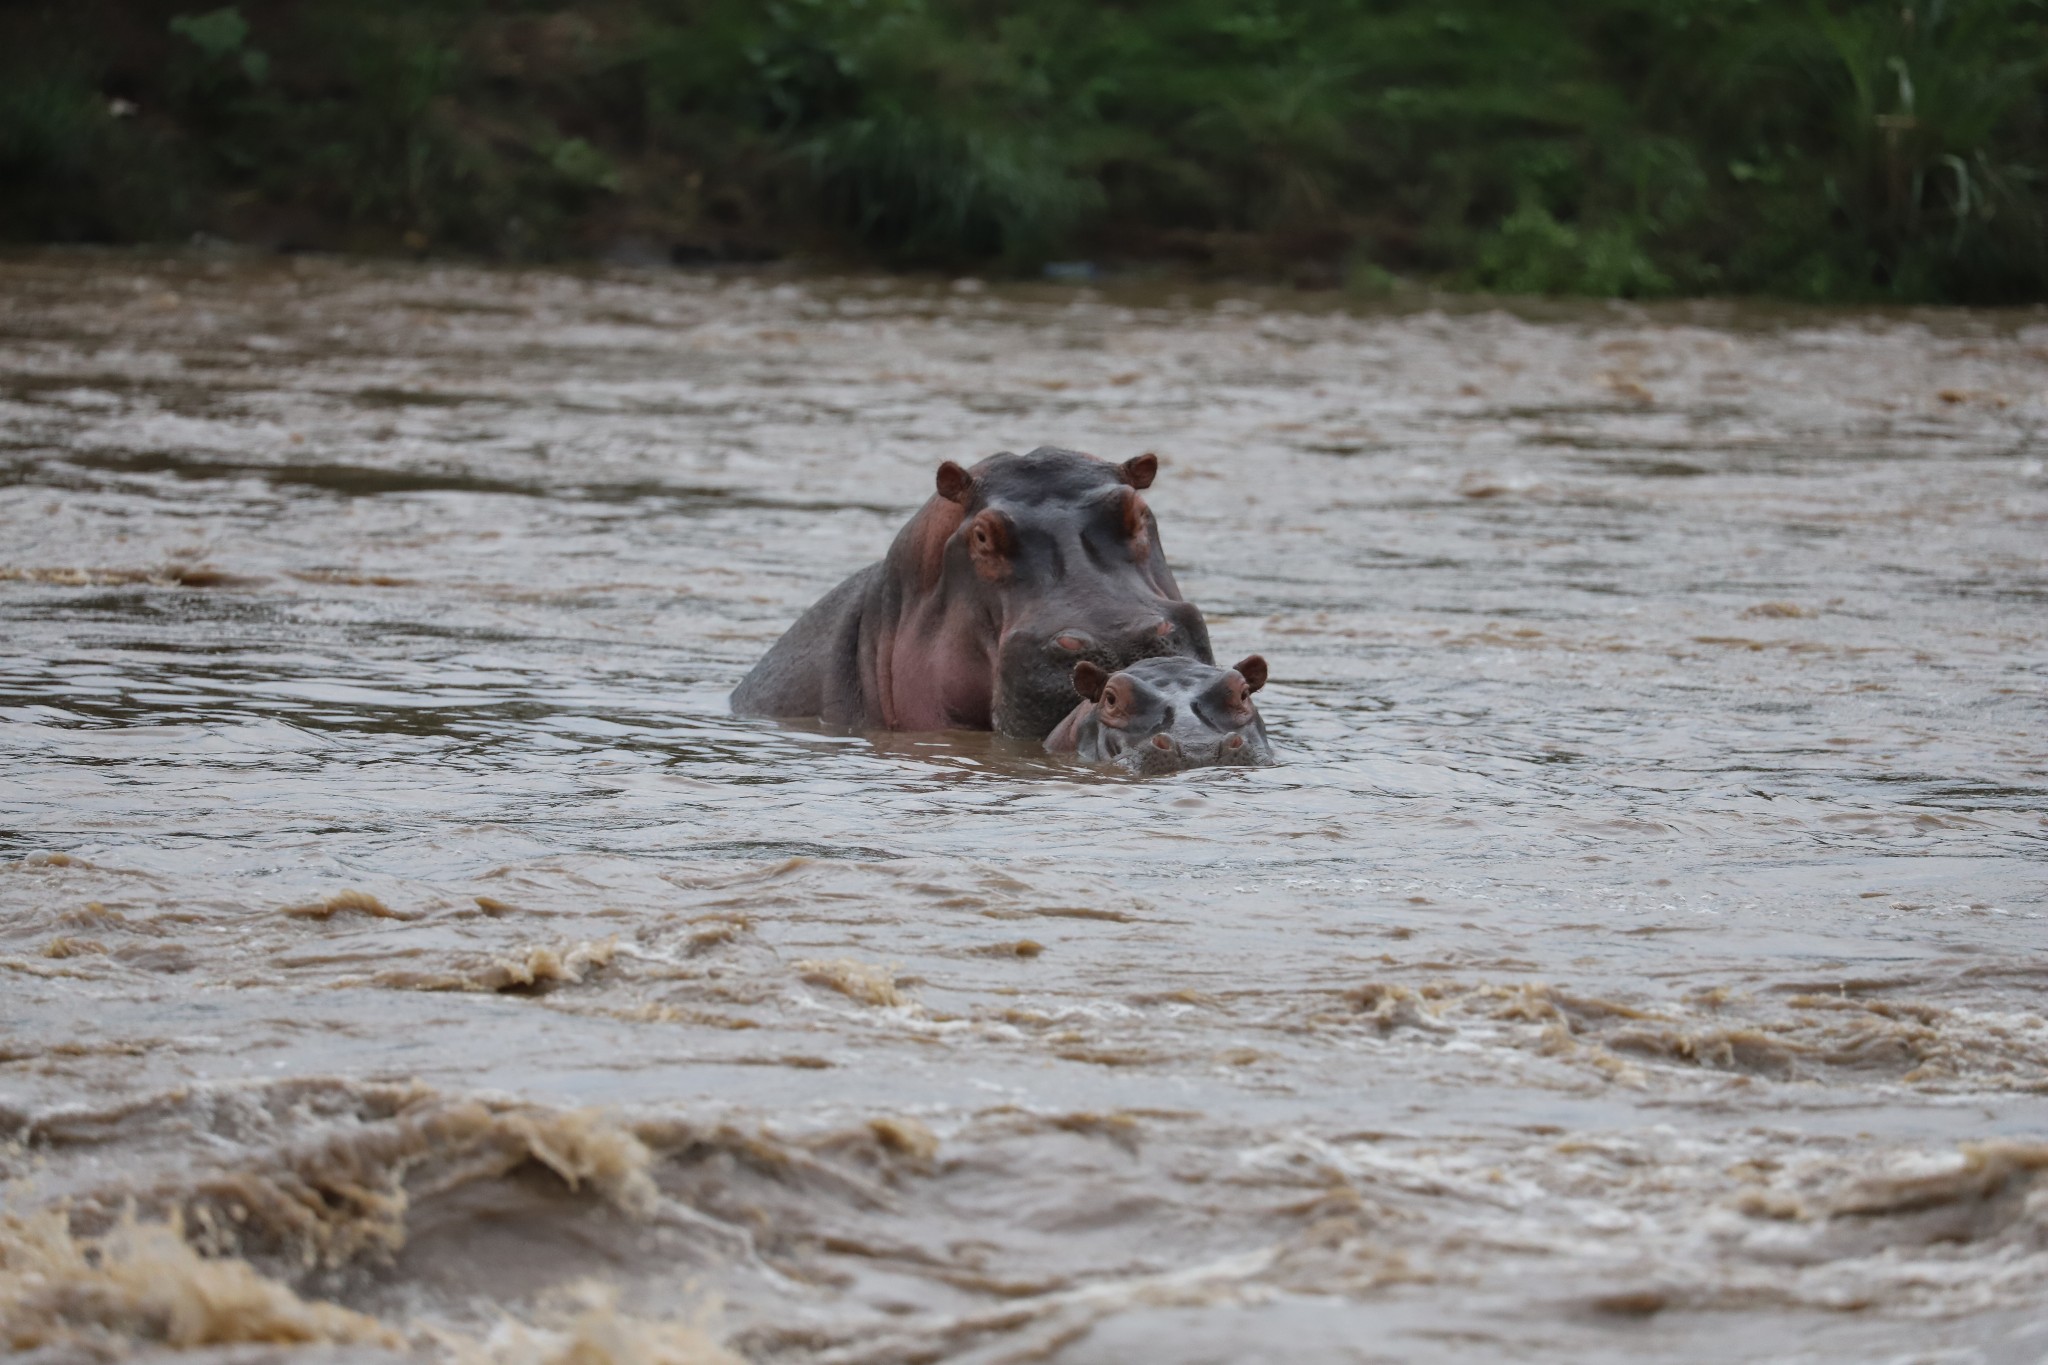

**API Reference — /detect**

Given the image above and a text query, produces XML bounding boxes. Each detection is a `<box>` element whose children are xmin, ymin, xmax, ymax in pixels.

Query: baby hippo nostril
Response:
<box><xmin>1154</xmin><ymin>619</ymin><xmax>1174</xmax><ymax>636</ymax></box>
<box><xmin>1226</xmin><ymin>734</ymin><xmax>1244</xmax><ymax>749</ymax></box>
<box><xmin>1055</xmin><ymin>635</ymin><xmax>1086</xmax><ymax>652</ymax></box>
<box><xmin>1151</xmin><ymin>734</ymin><xmax>1173</xmax><ymax>751</ymax></box>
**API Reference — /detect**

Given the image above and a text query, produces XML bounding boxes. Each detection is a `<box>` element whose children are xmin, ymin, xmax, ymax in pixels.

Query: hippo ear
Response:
<box><xmin>936</xmin><ymin>460</ymin><xmax>974</xmax><ymax>506</ymax></box>
<box><xmin>1118</xmin><ymin>453</ymin><xmax>1158</xmax><ymax>490</ymax></box>
<box><xmin>1072</xmin><ymin>660</ymin><xmax>1109</xmax><ymax>702</ymax></box>
<box><xmin>1233</xmin><ymin>655</ymin><xmax>1268</xmax><ymax>693</ymax></box>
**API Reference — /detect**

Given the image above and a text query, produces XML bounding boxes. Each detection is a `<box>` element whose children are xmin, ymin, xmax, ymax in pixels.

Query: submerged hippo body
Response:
<box><xmin>730</xmin><ymin>448</ymin><xmax>1213</xmax><ymax>739</ymax></box>
<box><xmin>1046</xmin><ymin>655</ymin><xmax>1275</xmax><ymax>773</ymax></box>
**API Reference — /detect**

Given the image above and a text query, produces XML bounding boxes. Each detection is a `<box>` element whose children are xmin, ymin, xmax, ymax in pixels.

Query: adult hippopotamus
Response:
<box><xmin>730</xmin><ymin>447</ymin><xmax>1214</xmax><ymax>739</ymax></box>
<box><xmin>1045</xmin><ymin>655</ymin><xmax>1274</xmax><ymax>773</ymax></box>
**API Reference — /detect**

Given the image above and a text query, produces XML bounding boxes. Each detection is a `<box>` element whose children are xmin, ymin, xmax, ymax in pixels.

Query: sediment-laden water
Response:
<box><xmin>2</xmin><ymin>253</ymin><xmax>2045</xmax><ymax>1363</ymax></box>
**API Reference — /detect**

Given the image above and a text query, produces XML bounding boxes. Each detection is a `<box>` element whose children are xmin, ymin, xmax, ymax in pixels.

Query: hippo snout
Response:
<box><xmin>1048</xmin><ymin>653</ymin><xmax>1276</xmax><ymax>773</ymax></box>
<box><xmin>997</xmin><ymin>601</ymin><xmax>1212</xmax><ymax>740</ymax></box>
<box><xmin>1042</xmin><ymin>605</ymin><xmax>1197</xmax><ymax>664</ymax></box>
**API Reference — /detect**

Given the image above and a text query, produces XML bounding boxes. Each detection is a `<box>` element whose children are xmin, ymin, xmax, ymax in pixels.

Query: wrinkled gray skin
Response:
<box><xmin>1045</xmin><ymin>654</ymin><xmax>1274</xmax><ymax>774</ymax></box>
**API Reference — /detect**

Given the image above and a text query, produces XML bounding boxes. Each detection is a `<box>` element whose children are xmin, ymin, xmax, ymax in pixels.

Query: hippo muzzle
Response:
<box><xmin>1047</xmin><ymin>654</ymin><xmax>1275</xmax><ymax>774</ymax></box>
<box><xmin>994</xmin><ymin>596</ymin><xmax>1212</xmax><ymax>740</ymax></box>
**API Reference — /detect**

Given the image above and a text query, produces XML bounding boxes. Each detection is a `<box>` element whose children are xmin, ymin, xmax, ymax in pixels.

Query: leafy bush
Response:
<box><xmin>0</xmin><ymin>0</ymin><xmax>2041</xmax><ymax>299</ymax></box>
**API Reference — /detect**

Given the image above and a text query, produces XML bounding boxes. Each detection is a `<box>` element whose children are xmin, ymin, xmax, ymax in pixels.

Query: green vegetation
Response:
<box><xmin>4</xmin><ymin>0</ymin><xmax>2044</xmax><ymax>301</ymax></box>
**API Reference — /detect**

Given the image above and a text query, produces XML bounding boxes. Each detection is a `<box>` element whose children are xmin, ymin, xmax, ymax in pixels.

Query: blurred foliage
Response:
<box><xmin>1</xmin><ymin>0</ymin><xmax>2043</xmax><ymax>300</ymax></box>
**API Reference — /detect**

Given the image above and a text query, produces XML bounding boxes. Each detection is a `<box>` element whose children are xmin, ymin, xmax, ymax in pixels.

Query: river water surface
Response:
<box><xmin>2</xmin><ymin>254</ymin><xmax>2046</xmax><ymax>1363</ymax></box>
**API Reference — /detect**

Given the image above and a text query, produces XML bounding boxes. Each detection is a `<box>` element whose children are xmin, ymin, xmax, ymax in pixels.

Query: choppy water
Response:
<box><xmin>2</xmin><ymin>252</ymin><xmax>2046</xmax><ymax>1364</ymax></box>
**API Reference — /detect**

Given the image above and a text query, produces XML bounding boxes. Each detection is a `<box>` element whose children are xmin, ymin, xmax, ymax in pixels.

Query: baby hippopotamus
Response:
<box><xmin>1045</xmin><ymin>654</ymin><xmax>1274</xmax><ymax>773</ymax></box>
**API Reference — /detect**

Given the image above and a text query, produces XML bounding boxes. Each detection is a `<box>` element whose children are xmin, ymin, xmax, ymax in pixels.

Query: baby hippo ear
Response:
<box><xmin>936</xmin><ymin>460</ymin><xmax>975</xmax><ymax>505</ymax></box>
<box><xmin>1117</xmin><ymin>453</ymin><xmax>1157</xmax><ymax>489</ymax></box>
<box><xmin>1232</xmin><ymin>654</ymin><xmax>1268</xmax><ymax>693</ymax></box>
<box><xmin>1072</xmin><ymin>660</ymin><xmax>1110</xmax><ymax>702</ymax></box>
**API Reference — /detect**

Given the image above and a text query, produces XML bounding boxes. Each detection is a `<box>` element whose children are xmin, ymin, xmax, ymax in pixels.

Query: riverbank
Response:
<box><xmin>5</xmin><ymin>1</ymin><xmax>2044</xmax><ymax>302</ymax></box>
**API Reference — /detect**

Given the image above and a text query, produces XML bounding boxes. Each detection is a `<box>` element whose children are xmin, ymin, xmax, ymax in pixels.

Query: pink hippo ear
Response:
<box><xmin>1118</xmin><ymin>453</ymin><xmax>1158</xmax><ymax>489</ymax></box>
<box><xmin>1072</xmin><ymin>660</ymin><xmax>1110</xmax><ymax>702</ymax></box>
<box><xmin>936</xmin><ymin>460</ymin><xmax>975</xmax><ymax>505</ymax></box>
<box><xmin>1233</xmin><ymin>654</ymin><xmax>1268</xmax><ymax>692</ymax></box>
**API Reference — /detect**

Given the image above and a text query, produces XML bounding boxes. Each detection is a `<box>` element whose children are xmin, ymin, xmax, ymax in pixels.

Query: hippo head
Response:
<box><xmin>934</xmin><ymin>447</ymin><xmax>1213</xmax><ymax>738</ymax></box>
<box><xmin>1065</xmin><ymin>654</ymin><xmax>1274</xmax><ymax>774</ymax></box>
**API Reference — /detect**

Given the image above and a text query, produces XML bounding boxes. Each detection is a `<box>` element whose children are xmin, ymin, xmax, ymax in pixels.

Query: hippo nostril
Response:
<box><xmin>1151</xmin><ymin>734</ymin><xmax>1173</xmax><ymax>751</ymax></box>
<box><xmin>1055</xmin><ymin>635</ymin><xmax>1086</xmax><ymax>652</ymax></box>
<box><xmin>1226</xmin><ymin>734</ymin><xmax>1244</xmax><ymax>749</ymax></box>
<box><xmin>1154</xmin><ymin>619</ymin><xmax>1173</xmax><ymax>637</ymax></box>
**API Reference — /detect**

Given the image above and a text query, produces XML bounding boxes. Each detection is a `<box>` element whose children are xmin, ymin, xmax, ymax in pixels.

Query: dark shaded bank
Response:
<box><xmin>4</xmin><ymin>0</ymin><xmax>2045</xmax><ymax>302</ymax></box>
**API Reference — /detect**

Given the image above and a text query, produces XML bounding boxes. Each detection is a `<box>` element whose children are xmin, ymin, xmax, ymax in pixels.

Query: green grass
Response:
<box><xmin>2</xmin><ymin>0</ymin><xmax>2043</xmax><ymax>301</ymax></box>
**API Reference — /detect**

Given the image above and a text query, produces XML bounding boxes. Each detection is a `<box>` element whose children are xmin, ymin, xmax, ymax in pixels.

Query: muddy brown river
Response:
<box><xmin>2</xmin><ymin>253</ymin><xmax>2045</xmax><ymax>1363</ymax></box>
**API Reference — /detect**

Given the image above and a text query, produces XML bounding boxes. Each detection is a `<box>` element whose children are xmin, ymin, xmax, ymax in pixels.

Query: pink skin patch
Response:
<box><xmin>1042</xmin><ymin>700</ymin><xmax>1091</xmax><ymax>753</ymax></box>
<box><xmin>888</xmin><ymin>604</ymin><xmax>999</xmax><ymax>729</ymax></box>
<box><xmin>912</xmin><ymin>500</ymin><xmax>966</xmax><ymax>591</ymax></box>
